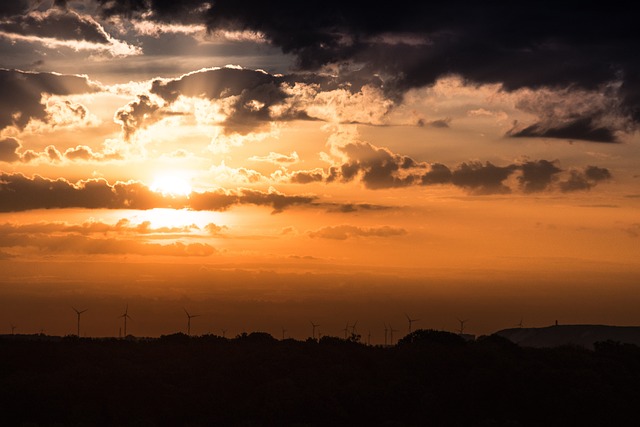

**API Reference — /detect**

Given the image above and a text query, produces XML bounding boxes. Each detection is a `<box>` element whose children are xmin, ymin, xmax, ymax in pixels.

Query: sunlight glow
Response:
<box><xmin>151</xmin><ymin>175</ymin><xmax>193</xmax><ymax>196</ymax></box>
<box><xmin>127</xmin><ymin>208</ymin><xmax>224</xmax><ymax>230</ymax></box>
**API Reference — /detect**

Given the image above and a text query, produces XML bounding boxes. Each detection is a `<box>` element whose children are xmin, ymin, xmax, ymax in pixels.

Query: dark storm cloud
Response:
<box><xmin>114</xmin><ymin>94</ymin><xmax>163</xmax><ymax>141</ymax></box>
<box><xmin>0</xmin><ymin>9</ymin><xmax>110</xmax><ymax>44</ymax></box>
<box><xmin>97</xmin><ymin>0</ymin><xmax>197</xmax><ymax>21</ymax></box>
<box><xmin>189</xmin><ymin>189</ymin><xmax>317</xmax><ymax>214</ymax></box>
<box><xmin>97</xmin><ymin>0</ymin><xmax>640</xmax><ymax>138</ymax></box>
<box><xmin>0</xmin><ymin>69</ymin><xmax>99</xmax><ymax>131</ymax></box>
<box><xmin>326</xmin><ymin>143</ymin><xmax>517</xmax><ymax>194</ymax></box>
<box><xmin>290</xmin><ymin>170</ymin><xmax>324</xmax><ymax>184</ymax></box>
<box><xmin>0</xmin><ymin>1</ymin><xmax>30</xmax><ymax>17</ymax></box>
<box><xmin>584</xmin><ymin>166</ymin><xmax>612</xmax><ymax>182</ymax></box>
<box><xmin>0</xmin><ymin>173</ymin><xmax>162</xmax><ymax>211</ymax></box>
<box><xmin>0</xmin><ymin>137</ymin><xmax>21</xmax><ymax>163</ymax></box>
<box><xmin>509</xmin><ymin>117</ymin><xmax>619</xmax><ymax>143</ymax></box>
<box><xmin>418</xmin><ymin>118</ymin><xmax>451</xmax><ymax>129</ymax></box>
<box><xmin>334</xmin><ymin>142</ymin><xmax>422</xmax><ymax>189</ymax></box>
<box><xmin>149</xmin><ymin>67</ymin><xmax>313</xmax><ymax>134</ymax></box>
<box><xmin>559</xmin><ymin>166</ymin><xmax>612</xmax><ymax>193</ymax></box>
<box><xmin>420</xmin><ymin>163</ymin><xmax>452</xmax><ymax>185</ymax></box>
<box><xmin>0</xmin><ymin>173</ymin><xmax>317</xmax><ymax>213</ymax></box>
<box><xmin>291</xmin><ymin>143</ymin><xmax>610</xmax><ymax>195</ymax></box>
<box><xmin>450</xmin><ymin>162</ymin><xmax>516</xmax><ymax>195</ymax></box>
<box><xmin>517</xmin><ymin>160</ymin><xmax>562</xmax><ymax>193</ymax></box>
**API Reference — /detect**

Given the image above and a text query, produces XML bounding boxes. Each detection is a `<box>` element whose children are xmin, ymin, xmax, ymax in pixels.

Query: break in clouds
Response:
<box><xmin>0</xmin><ymin>220</ymin><xmax>217</xmax><ymax>257</ymax></box>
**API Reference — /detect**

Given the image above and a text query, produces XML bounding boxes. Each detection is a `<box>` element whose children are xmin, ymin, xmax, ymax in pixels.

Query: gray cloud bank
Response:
<box><xmin>293</xmin><ymin>143</ymin><xmax>612</xmax><ymax>194</ymax></box>
<box><xmin>0</xmin><ymin>173</ymin><xmax>317</xmax><ymax>213</ymax></box>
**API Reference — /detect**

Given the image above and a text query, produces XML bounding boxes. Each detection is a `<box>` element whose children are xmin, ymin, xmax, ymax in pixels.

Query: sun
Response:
<box><xmin>150</xmin><ymin>174</ymin><xmax>193</xmax><ymax>196</ymax></box>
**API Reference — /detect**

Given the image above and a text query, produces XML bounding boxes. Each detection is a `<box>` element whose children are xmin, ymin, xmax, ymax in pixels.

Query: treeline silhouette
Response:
<box><xmin>2</xmin><ymin>330</ymin><xmax>640</xmax><ymax>426</ymax></box>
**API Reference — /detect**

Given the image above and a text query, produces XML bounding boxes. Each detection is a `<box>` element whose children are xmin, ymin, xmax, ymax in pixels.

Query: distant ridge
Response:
<box><xmin>496</xmin><ymin>324</ymin><xmax>640</xmax><ymax>349</ymax></box>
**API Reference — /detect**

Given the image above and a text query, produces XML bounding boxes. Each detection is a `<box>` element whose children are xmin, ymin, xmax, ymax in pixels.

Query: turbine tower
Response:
<box><xmin>10</xmin><ymin>324</ymin><xmax>16</xmax><ymax>335</ymax></box>
<box><xmin>310</xmin><ymin>321</ymin><xmax>320</xmax><ymax>340</ymax></box>
<box><xmin>457</xmin><ymin>318</ymin><xmax>469</xmax><ymax>335</ymax></box>
<box><xmin>389</xmin><ymin>323</ymin><xmax>398</xmax><ymax>345</ymax></box>
<box><xmin>72</xmin><ymin>307</ymin><xmax>87</xmax><ymax>337</ymax></box>
<box><xmin>405</xmin><ymin>313</ymin><xmax>419</xmax><ymax>334</ymax></box>
<box><xmin>120</xmin><ymin>304</ymin><xmax>132</xmax><ymax>338</ymax></box>
<box><xmin>342</xmin><ymin>322</ymin><xmax>350</xmax><ymax>339</ymax></box>
<box><xmin>383</xmin><ymin>323</ymin><xmax>388</xmax><ymax>346</ymax></box>
<box><xmin>184</xmin><ymin>308</ymin><xmax>200</xmax><ymax>336</ymax></box>
<box><xmin>517</xmin><ymin>318</ymin><xmax>524</xmax><ymax>328</ymax></box>
<box><xmin>281</xmin><ymin>327</ymin><xmax>287</xmax><ymax>340</ymax></box>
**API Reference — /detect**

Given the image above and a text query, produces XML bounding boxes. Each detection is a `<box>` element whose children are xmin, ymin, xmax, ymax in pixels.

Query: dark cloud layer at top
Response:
<box><xmin>0</xmin><ymin>1</ymin><xmax>30</xmax><ymax>18</ymax></box>
<box><xmin>96</xmin><ymin>0</ymin><xmax>640</xmax><ymax>131</ymax></box>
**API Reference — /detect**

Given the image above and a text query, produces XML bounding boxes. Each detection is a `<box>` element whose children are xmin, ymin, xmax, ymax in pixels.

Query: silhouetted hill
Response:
<box><xmin>496</xmin><ymin>324</ymin><xmax>640</xmax><ymax>349</ymax></box>
<box><xmin>2</xmin><ymin>329</ymin><xmax>640</xmax><ymax>426</ymax></box>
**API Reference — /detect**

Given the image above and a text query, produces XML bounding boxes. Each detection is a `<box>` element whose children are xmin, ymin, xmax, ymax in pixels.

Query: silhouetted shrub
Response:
<box><xmin>158</xmin><ymin>332</ymin><xmax>189</xmax><ymax>343</ymax></box>
<box><xmin>397</xmin><ymin>328</ymin><xmax>466</xmax><ymax>347</ymax></box>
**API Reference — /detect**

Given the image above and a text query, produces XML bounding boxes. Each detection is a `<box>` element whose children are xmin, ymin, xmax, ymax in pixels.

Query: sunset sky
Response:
<box><xmin>1</xmin><ymin>0</ymin><xmax>639</xmax><ymax>340</ymax></box>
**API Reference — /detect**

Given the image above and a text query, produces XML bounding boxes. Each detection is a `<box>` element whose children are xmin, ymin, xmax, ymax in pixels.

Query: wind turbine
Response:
<box><xmin>383</xmin><ymin>323</ymin><xmax>388</xmax><ymax>346</ymax></box>
<box><xmin>310</xmin><ymin>321</ymin><xmax>319</xmax><ymax>340</ymax></box>
<box><xmin>388</xmin><ymin>323</ymin><xmax>398</xmax><ymax>345</ymax></box>
<box><xmin>342</xmin><ymin>322</ymin><xmax>350</xmax><ymax>339</ymax></box>
<box><xmin>184</xmin><ymin>308</ymin><xmax>200</xmax><ymax>336</ymax></box>
<box><xmin>10</xmin><ymin>324</ymin><xmax>16</xmax><ymax>335</ymax></box>
<box><xmin>517</xmin><ymin>318</ymin><xmax>524</xmax><ymax>328</ymax></box>
<box><xmin>351</xmin><ymin>320</ymin><xmax>358</xmax><ymax>335</ymax></box>
<box><xmin>221</xmin><ymin>329</ymin><xmax>227</xmax><ymax>338</ymax></box>
<box><xmin>281</xmin><ymin>327</ymin><xmax>287</xmax><ymax>340</ymax></box>
<box><xmin>457</xmin><ymin>318</ymin><xmax>469</xmax><ymax>335</ymax></box>
<box><xmin>405</xmin><ymin>313</ymin><xmax>419</xmax><ymax>334</ymax></box>
<box><xmin>119</xmin><ymin>304</ymin><xmax>132</xmax><ymax>338</ymax></box>
<box><xmin>72</xmin><ymin>307</ymin><xmax>87</xmax><ymax>337</ymax></box>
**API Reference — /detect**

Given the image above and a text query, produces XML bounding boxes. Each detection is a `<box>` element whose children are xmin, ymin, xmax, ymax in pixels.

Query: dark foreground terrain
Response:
<box><xmin>2</xmin><ymin>330</ymin><xmax>640</xmax><ymax>426</ymax></box>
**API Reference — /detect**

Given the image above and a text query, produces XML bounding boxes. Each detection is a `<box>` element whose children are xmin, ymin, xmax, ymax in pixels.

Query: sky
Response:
<box><xmin>1</xmin><ymin>0</ymin><xmax>639</xmax><ymax>340</ymax></box>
